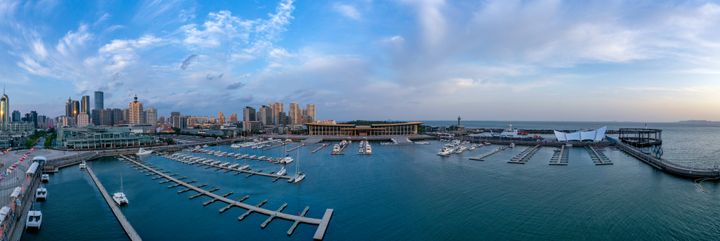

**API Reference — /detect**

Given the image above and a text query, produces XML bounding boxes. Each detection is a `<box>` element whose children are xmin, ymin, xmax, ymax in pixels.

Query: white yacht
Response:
<box><xmin>41</xmin><ymin>174</ymin><xmax>49</xmax><ymax>183</ymax></box>
<box><xmin>275</xmin><ymin>166</ymin><xmax>287</xmax><ymax>176</ymax></box>
<box><xmin>279</xmin><ymin>156</ymin><xmax>294</xmax><ymax>164</ymax></box>
<box><xmin>289</xmin><ymin>150</ymin><xmax>305</xmax><ymax>183</ymax></box>
<box><xmin>358</xmin><ymin>140</ymin><xmax>372</xmax><ymax>155</ymax></box>
<box><xmin>230</xmin><ymin>143</ymin><xmax>242</xmax><ymax>148</ymax></box>
<box><xmin>137</xmin><ymin>148</ymin><xmax>153</xmax><ymax>157</ymax></box>
<box><xmin>113</xmin><ymin>176</ymin><xmax>129</xmax><ymax>206</ymax></box>
<box><xmin>79</xmin><ymin>161</ymin><xmax>87</xmax><ymax>169</ymax></box>
<box><xmin>438</xmin><ymin>147</ymin><xmax>453</xmax><ymax>156</ymax></box>
<box><xmin>25</xmin><ymin>210</ymin><xmax>42</xmax><ymax>230</ymax></box>
<box><xmin>35</xmin><ymin>187</ymin><xmax>47</xmax><ymax>201</ymax></box>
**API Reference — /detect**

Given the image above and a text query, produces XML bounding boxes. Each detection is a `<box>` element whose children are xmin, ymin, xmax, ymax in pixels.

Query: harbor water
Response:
<box><xmin>19</xmin><ymin>122</ymin><xmax>720</xmax><ymax>241</ymax></box>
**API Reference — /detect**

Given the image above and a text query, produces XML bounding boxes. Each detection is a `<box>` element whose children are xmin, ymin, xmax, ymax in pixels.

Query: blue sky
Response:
<box><xmin>1</xmin><ymin>0</ymin><xmax>719</xmax><ymax>121</ymax></box>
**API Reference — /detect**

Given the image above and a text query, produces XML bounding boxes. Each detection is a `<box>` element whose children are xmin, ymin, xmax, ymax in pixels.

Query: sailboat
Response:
<box><xmin>288</xmin><ymin>149</ymin><xmax>305</xmax><ymax>183</ymax></box>
<box><xmin>112</xmin><ymin>176</ymin><xmax>129</xmax><ymax>206</ymax></box>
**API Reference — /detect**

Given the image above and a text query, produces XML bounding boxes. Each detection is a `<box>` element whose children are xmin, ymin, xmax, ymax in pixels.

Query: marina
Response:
<box><xmin>85</xmin><ymin>165</ymin><xmax>142</xmax><ymax>241</ymax></box>
<box><xmin>469</xmin><ymin>146</ymin><xmax>509</xmax><ymax>161</ymax></box>
<box><xmin>549</xmin><ymin>145</ymin><xmax>569</xmax><ymax>166</ymax></box>
<box><xmin>507</xmin><ymin>145</ymin><xmax>541</xmax><ymax>164</ymax></box>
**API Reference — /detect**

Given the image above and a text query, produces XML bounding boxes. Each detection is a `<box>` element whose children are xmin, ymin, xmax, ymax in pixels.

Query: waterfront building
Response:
<box><xmin>289</xmin><ymin>102</ymin><xmax>301</xmax><ymax>125</ymax></box>
<box><xmin>145</xmin><ymin>107</ymin><xmax>157</xmax><ymax>126</ymax></box>
<box><xmin>170</xmin><ymin>112</ymin><xmax>181</xmax><ymax>128</ymax></box>
<box><xmin>77</xmin><ymin>113</ymin><xmax>90</xmax><ymax>127</ymax></box>
<box><xmin>218</xmin><ymin>112</ymin><xmax>226</xmax><ymax>124</ymax></box>
<box><xmin>306</xmin><ymin>122</ymin><xmax>423</xmax><ymax>136</ymax></box>
<box><xmin>112</xmin><ymin>108</ymin><xmax>125</xmax><ymax>125</ymax></box>
<box><xmin>81</xmin><ymin>95</ymin><xmax>90</xmax><ymax>115</ymax></box>
<box><xmin>258</xmin><ymin>105</ymin><xmax>272</xmax><ymax>126</ymax></box>
<box><xmin>554</xmin><ymin>127</ymin><xmax>607</xmax><ymax>142</ymax></box>
<box><xmin>305</xmin><ymin>104</ymin><xmax>316</xmax><ymax>123</ymax></box>
<box><xmin>243</xmin><ymin>106</ymin><xmax>256</xmax><ymax>123</ymax></box>
<box><xmin>128</xmin><ymin>95</ymin><xmax>143</xmax><ymax>124</ymax></box>
<box><xmin>186</xmin><ymin>116</ymin><xmax>209</xmax><ymax>128</ymax></box>
<box><xmin>180</xmin><ymin>116</ymin><xmax>188</xmax><ymax>129</ymax></box>
<box><xmin>0</xmin><ymin>90</ymin><xmax>9</xmax><ymax>125</ymax></box>
<box><xmin>279</xmin><ymin>111</ymin><xmax>289</xmax><ymax>126</ymax></box>
<box><xmin>56</xmin><ymin>126</ymin><xmax>157</xmax><ymax>150</ymax></box>
<box><xmin>243</xmin><ymin>121</ymin><xmax>261</xmax><ymax>133</ymax></box>
<box><xmin>11</xmin><ymin>110</ymin><xmax>20</xmax><ymax>123</ymax></box>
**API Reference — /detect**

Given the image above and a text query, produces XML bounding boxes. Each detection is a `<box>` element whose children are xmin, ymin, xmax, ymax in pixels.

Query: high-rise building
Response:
<box><xmin>271</xmin><ymin>102</ymin><xmax>283</xmax><ymax>125</ymax></box>
<box><xmin>111</xmin><ymin>108</ymin><xmax>124</xmax><ymax>125</ymax></box>
<box><xmin>94</xmin><ymin>91</ymin><xmax>104</xmax><ymax>110</ymax></box>
<box><xmin>101</xmin><ymin>109</ymin><xmax>113</xmax><ymax>126</ymax></box>
<box><xmin>229</xmin><ymin>113</ymin><xmax>238</xmax><ymax>123</ymax></box>
<box><xmin>145</xmin><ymin>107</ymin><xmax>157</xmax><ymax>125</ymax></box>
<box><xmin>305</xmin><ymin>104</ymin><xmax>316</xmax><ymax>123</ymax></box>
<box><xmin>81</xmin><ymin>95</ymin><xmax>90</xmax><ymax>115</ymax></box>
<box><xmin>128</xmin><ymin>95</ymin><xmax>143</xmax><ymax>124</ymax></box>
<box><xmin>65</xmin><ymin>97</ymin><xmax>73</xmax><ymax>117</ymax></box>
<box><xmin>77</xmin><ymin>113</ymin><xmax>90</xmax><ymax>127</ymax></box>
<box><xmin>0</xmin><ymin>90</ymin><xmax>9</xmax><ymax>125</ymax></box>
<box><xmin>29</xmin><ymin>111</ymin><xmax>38</xmax><ymax>128</ymax></box>
<box><xmin>91</xmin><ymin>109</ymin><xmax>101</xmax><ymax>125</ymax></box>
<box><xmin>11</xmin><ymin>110</ymin><xmax>20</xmax><ymax>123</ymax></box>
<box><xmin>243</xmin><ymin>107</ymin><xmax>256</xmax><ymax>122</ymax></box>
<box><xmin>218</xmin><ymin>112</ymin><xmax>226</xmax><ymax>124</ymax></box>
<box><xmin>71</xmin><ymin>100</ymin><xmax>80</xmax><ymax>118</ymax></box>
<box><xmin>170</xmin><ymin>112</ymin><xmax>181</xmax><ymax>128</ymax></box>
<box><xmin>289</xmin><ymin>102</ymin><xmax>301</xmax><ymax>125</ymax></box>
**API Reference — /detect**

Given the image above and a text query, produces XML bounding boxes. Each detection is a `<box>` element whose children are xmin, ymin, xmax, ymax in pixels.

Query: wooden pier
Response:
<box><xmin>508</xmin><ymin>145</ymin><xmax>541</xmax><ymax>164</ymax></box>
<box><xmin>119</xmin><ymin>155</ymin><xmax>334</xmax><ymax>240</ymax></box>
<box><xmin>469</xmin><ymin>146</ymin><xmax>508</xmax><ymax>161</ymax></box>
<box><xmin>549</xmin><ymin>145</ymin><xmax>569</xmax><ymax>166</ymax></box>
<box><xmin>85</xmin><ymin>166</ymin><xmax>142</xmax><ymax>241</ymax></box>
<box><xmin>586</xmin><ymin>146</ymin><xmax>612</xmax><ymax>165</ymax></box>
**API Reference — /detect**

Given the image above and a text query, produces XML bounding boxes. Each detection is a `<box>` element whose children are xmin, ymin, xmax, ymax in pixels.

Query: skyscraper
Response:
<box><xmin>145</xmin><ymin>107</ymin><xmax>157</xmax><ymax>125</ymax></box>
<box><xmin>271</xmin><ymin>102</ymin><xmax>283</xmax><ymax>125</ymax></box>
<box><xmin>77</xmin><ymin>113</ymin><xmax>89</xmax><ymax>127</ymax></box>
<box><xmin>11</xmin><ymin>110</ymin><xmax>20</xmax><ymax>122</ymax></box>
<box><xmin>243</xmin><ymin>107</ymin><xmax>256</xmax><ymax>122</ymax></box>
<box><xmin>218</xmin><ymin>112</ymin><xmax>226</xmax><ymax>124</ymax></box>
<box><xmin>229</xmin><ymin>113</ymin><xmax>238</xmax><ymax>123</ymax></box>
<box><xmin>29</xmin><ymin>111</ymin><xmax>38</xmax><ymax>128</ymax></box>
<box><xmin>170</xmin><ymin>112</ymin><xmax>181</xmax><ymax>128</ymax></box>
<box><xmin>128</xmin><ymin>95</ymin><xmax>143</xmax><ymax>124</ymax></box>
<box><xmin>81</xmin><ymin>95</ymin><xmax>90</xmax><ymax>115</ymax></box>
<box><xmin>111</xmin><ymin>108</ymin><xmax>124</xmax><ymax>125</ymax></box>
<box><xmin>0</xmin><ymin>90</ymin><xmax>9</xmax><ymax>125</ymax></box>
<box><xmin>94</xmin><ymin>91</ymin><xmax>104</xmax><ymax>110</ymax></box>
<box><xmin>258</xmin><ymin>105</ymin><xmax>272</xmax><ymax>126</ymax></box>
<box><xmin>305</xmin><ymin>104</ymin><xmax>316</xmax><ymax>123</ymax></box>
<box><xmin>289</xmin><ymin>102</ymin><xmax>301</xmax><ymax>125</ymax></box>
<box><xmin>65</xmin><ymin>97</ymin><xmax>73</xmax><ymax>117</ymax></box>
<box><xmin>71</xmin><ymin>100</ymin><xmax>80</xmax><ymax>118</ymax></box>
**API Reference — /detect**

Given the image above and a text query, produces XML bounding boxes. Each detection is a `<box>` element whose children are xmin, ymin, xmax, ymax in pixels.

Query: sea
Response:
<box><xmin>20</xmin><ymin>121</ymin><xmax>720</xmax><ymax>241</ymax></box>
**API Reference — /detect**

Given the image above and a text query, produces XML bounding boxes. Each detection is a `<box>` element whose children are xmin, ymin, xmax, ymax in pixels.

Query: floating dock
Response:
<box><xmin>311</xmin><ymin>144</ymin><xmax>329</xmax><ymax>154</ymax></box>
<box><xmin>85</xmin><ymin>166</ymin><xmax>142</xmax><ymax>241</ymax></box>
<box><xmin>285</xmin><ymin>144</ymin><xmax>304</xmax><ymax>153</ymax></box>
<box><xmin>586</xmin><ymin>146</ymin><xmax>613</xmax><ymax>165</ymax></box>
<box><xmin>164</xmin><ymin>154</ymin><xmax>293</xmax><ymax>181</ymax></box>
<box><xmin>508</xmin><ymin>145</ymin><xmax>541</xmax><ymax>164</ymax></box>
<box><xmin>549</xmin><ymin>145</ymin><xmax>569</xmax><ymax>166</ymax></box>
<box><xmin>119</xmin><ymin>155</ymin><xmax>333</xmax><ymax>240</ymax></box>
<box><xmin>469</xmin><ymin>146</ymin><xmax>508</xmax><ymax>161</ymax></box>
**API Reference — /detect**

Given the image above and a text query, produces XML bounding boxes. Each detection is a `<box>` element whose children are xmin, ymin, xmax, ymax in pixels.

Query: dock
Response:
<box><xmin>85</xmin><ymin>166</ymin><xmax>142</xmax><ymax>241</ymax></box>
<box><xmin>119</xmin><ymin>155</ymin><xmax>334</xmax><ymax>240</ymax></box>
<box><xmin>586</xmin><ymin>146</ymin><xmax>613</xmax><ymax>165</ymax></box>
<box><xmin>285</xmin><ymin>144</ymin><xmax>304</xmax><ymax>153</ymax></box>
<box><xmin>469</xmin><ymin>146</ymin><xmax>508</xmax><ymax>161</ymax></box>
<box><xmin>549</xmin><ymin>145</ymin><xmax>569</xmax><ymax>166</ymax></box>
<box><xmin>507</xmin><ymin>145</ymin><xmax>540</xmax><ymax>164</ymax></box>
<box><xmin>164</xmin><ymin>154</ymin><xmax>292</xmax><ymax>181</ymax></box>
<box><xmin>311</xmin><ymin>144</ymin><xmax>329</xmax><ymax>154</ymax></box>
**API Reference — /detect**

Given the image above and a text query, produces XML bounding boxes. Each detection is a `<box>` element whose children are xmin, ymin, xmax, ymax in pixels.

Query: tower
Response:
<box><xmin>128</xmin><ymin>95</ymin><xmax>143</xmax><ymax>124</ymax></box>
<box><xmin>0</xmin><ymin>87</ymin><xmax>9</xmax><ymax>125</ymax></box>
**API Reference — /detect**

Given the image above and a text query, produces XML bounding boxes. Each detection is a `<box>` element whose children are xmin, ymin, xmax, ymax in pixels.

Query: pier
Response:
<box><xmin>285</xmin><ymin>144</ymin><xmax>304</xmax><ymax>153</ymax></box>
<box><xmin>164</xmin><ymin>153</ymin><xmax>292</xmax><ymax>181</ymax></box>
<box><xmin>508</xmin><ymin>145</ymin><xmax>540</xmax><ymax>164</ymax></box>
<box><xmin>469</xmin><ymin>146</ymin><xmax>508</xmax><ymax>161</ymax></box>
<box><xmin>610</xmin><ymin>138</ymin><xmax>720</xmax><ymax>178</ymax></box>
<box><xmin>585</xmin><ymin>146</ymin><xmax>612</xmax><ymax>165</ymax></box>
<box><xmin>311</xmin><ymin>144</ymin><xmax>329</xmax><ymax>154</ymax></box>
<box><xmin>549</xmin><ymin>145</ymin><xmax>569</xmax><ymax>166</ymax></box>
<box><xmin>85</xmin><ymin>166</ymin><xmax>142</xmax><ymax>241</ymax></box>
<box><xmin>119</xmin><ymin>155</ymin><xmax>334</xmax><ymax>240</ymax></box>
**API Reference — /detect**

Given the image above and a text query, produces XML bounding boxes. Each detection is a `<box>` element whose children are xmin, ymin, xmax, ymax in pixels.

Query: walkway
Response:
<box><xmin>85</xmin><ymin>165</ymin><xmax>142</xmax><ymax>241</ymax></box>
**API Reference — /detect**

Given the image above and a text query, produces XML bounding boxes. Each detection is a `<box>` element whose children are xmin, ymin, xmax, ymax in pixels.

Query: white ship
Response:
<box><xmin>25</xmin><ymin>210</ymin><xmax>42</xmax><ymax>230</ymax></box>
<box><xmin>275</xmin><ymin>166</ymin><xmax>287</xmax><ymax>176</ymax></box>
<box><xmin>113</xmin><ymin>176</ymin><xmax>129</xmax><ymax>206</ymax></box>
<box><xmin>79</xmin><ymin>161</ymin><xmax>87</xmax><ymax>169</ymax></box>
<box><xmin>437</xmin><ymin>146</ymin><xmax>454</xmax><ymax>156</ymax></box>
<box><xmin>35</xmin><ymin>187</ymin><xmax>47</xmax><ymax>201</ymax></box>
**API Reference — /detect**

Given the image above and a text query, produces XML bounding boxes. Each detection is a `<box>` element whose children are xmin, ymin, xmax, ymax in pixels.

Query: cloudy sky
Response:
<box><xmin>1</xmin><ymin>0</ymin><xmax>720</xmax><ymax>122</ymax></box>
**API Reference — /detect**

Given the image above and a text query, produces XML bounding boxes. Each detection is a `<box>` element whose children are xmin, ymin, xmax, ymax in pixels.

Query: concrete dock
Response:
<box><xmin>311</xmin><ymin>144</ymin><xmax>329</xmax><ymax>154</ymax></box>
<box><xmin>85</xmin><ymin>166</ymin><xmax>142</xmax><ymax>241</ymax></box>
<box><xmin>469</xmin><ymin>146</ymin><xmax>508</xmax><ymax>161</ymax></box>
<box><xmin>549</xmin><ymin>145</ymin><xmax>569</xmax><ymax>166</ymax></box>
<box><xmin>508</xmin><ymin>145</ymin><xmax>541</xmax><ymax>164</ymax></box>
<box><xmin>586</xmin><ymin>146</ymin><xmax>613</xmax><ymax>165</ymax></box>
<box><xmin>119</xmin><ymin>155</ymin><xmax>334</xmax><ymax>240</ymax></box>
<box><xmin>164</xmin><ymin>154</ymin><xmax>292</xmax><ymax>181</ymax></box>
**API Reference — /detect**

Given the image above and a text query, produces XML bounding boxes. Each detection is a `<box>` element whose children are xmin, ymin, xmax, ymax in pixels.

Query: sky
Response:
<box><xmin>1</xmin><ymin>0</ymin><xmax>720</xmax><ymax>122</ymax></box>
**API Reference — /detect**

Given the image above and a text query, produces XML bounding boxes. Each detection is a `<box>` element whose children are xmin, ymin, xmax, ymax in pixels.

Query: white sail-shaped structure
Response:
<box><xmin>554</xmin><ymin>126</ymin><xmax>607</xmax><ymax>142</ymax></box>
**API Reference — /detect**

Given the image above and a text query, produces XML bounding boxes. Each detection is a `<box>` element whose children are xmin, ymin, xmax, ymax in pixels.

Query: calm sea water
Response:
<box><xmin>19</xmin><ymin>121</ymin><xmax>720</xmax><ymax>241</ymax></box>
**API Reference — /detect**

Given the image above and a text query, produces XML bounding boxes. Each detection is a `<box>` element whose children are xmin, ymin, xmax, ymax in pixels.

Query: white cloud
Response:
<box><xmin>333</xmin><ymin>3</ymin><xmax>361</xmax><ymax>20</ymax></box>
<box><xmin>182</xmin><ymin>10</ymin><xmax>253</xmax><ymax>48</ymax></box>
<box><xmin>55</xmin><ymin>24</ymin><xmax>92</xmax><ymax>57</ymax></box>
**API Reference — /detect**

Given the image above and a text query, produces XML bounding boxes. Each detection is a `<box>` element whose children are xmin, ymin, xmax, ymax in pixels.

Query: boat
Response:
<box><xmin>358</xmin><ymin>140</ymin><xmax>372</xmax><ymax>155</ymax></box>
<box><xmin>289</xmin><ymin>150</ymin><xmax>305</xmax><ymax>183</ymax></box>
<box><xmin>279</xmin><ymin>156</ymin><xmax>294</xmax><ymax>164</ymax></box>
<box><xmin>25</xmin><ymin>210</ymin><xmax>42</xmax><ymax>230</ymax></box>
<box><xmin>414</xmin><ymin>141</ymin><xmax>430</xmax><ymax>145</ymax></box>
<box><xmin>137</xmin><ymin>148</ymin><xmax>153</xmax><ymax>157</ymax></box>
<box><xmin>112</xmin><ymin>176</ymin><xmax>129</xmax><ymax>206</ymax></box>
<box><xmin>41</xmin><ymin>174</ymin><xmax>49</xmax><ymax>183</ymax></box>
<box><xmin>438</xmin><ymin>146</ymin><xmax>454</xmax><ymax>156</ymax></box>
<box><xmin>510</xmin><ymin>143</ymin><xmax>516</xmax><ymax>148</ymax></box>
<box><xmin>331</xmin><ymin>140</ymin><xmax>349</xmax><ymax>155</ymax></box>
<box><xmin>275</xmin><ymin>166</ymin><xmax>287</xmax><ymax>176</ymax></box>
<box><xmin>230</xmin><ymin>143</ymin><xmax>242</xmax><ymax>148</ymax></box>
<box><xmin>79</xmin><ymin>161</ymin><xmax>87</xmax><ymax>169</ymax></box>
<box><xmin>35</xmin><ymin>187</ymin><xmax>47</xmax><ymax>201</ymax></box>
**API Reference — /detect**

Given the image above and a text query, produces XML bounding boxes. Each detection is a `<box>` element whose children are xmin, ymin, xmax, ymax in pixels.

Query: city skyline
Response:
<box><xmin>0</xmin><ymin>1</ymin><xmax>720</xmax><ymax>121</ymax></box>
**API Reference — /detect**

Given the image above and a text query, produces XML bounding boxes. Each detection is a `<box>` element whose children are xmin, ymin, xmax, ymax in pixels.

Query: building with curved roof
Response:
<box><xmin>554</xmin><ymin>126</ymin><xmax>607</xmax><ymax>142</ymax></box>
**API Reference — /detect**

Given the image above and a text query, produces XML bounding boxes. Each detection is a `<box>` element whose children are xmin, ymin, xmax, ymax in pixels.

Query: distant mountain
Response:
<box><xmin>677</xmin><ymin>120</ymin><xmax>720</xmax><ymax>124</ymax></box>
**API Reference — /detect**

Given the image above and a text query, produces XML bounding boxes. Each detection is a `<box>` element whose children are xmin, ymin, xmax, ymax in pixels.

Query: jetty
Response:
<box><xmin>119</xmin><ymin>155</ymin><xmax>334</xmax><ymax>240</ymax></box>
<box><xmin>164</xmin><ymin>153</ymin><xmax>293</xmax><ymax>181</ymax></box>
<box><xmin>285</xmin><ymin>144</ymin><xmax>304</xmax><ymax>153</ymax></box>
<box><xmin>586</xmin><ymin>146</ymin><xmax>612</xmax><ymax>165</ymax></box>
<box><xmin>85</xmin><ymin>166</ymin><xmax>142</xmax><ymax>241</ymax></box>
<box><xmin>508</xmin><ymin>145</ymin><xmax>541</xmax><ymax>164</ymax></box>
<box><xmin>311</xmin><ymin>144</ymin><xmax>329</xmax><ymax>154</ymax></box>
<box><xmin>469</xmin><ymin>146</ymin><xmax>508</xmax><ymax>161</ymax></box>
<box><xmin>549</xmin><ymin>145</ymin><xmax>569</xmax><ymax>166</ymax></box>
